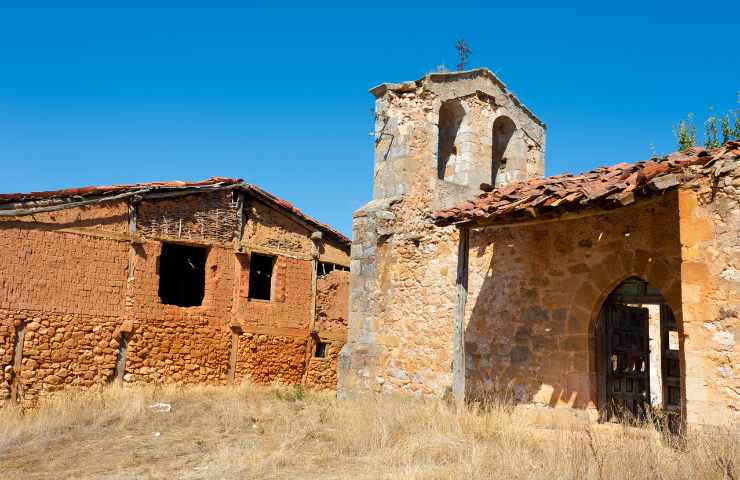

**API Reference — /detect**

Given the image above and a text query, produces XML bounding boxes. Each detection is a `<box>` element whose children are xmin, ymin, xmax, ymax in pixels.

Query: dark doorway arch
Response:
<box><xmin>596</xmin><ymin>277</ymin><xmax>682</xmax><ymax>424</ymax></box>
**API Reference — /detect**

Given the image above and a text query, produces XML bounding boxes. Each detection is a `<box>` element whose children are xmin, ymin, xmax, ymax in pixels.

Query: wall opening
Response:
<box><xmin>248</xmin><ymin>253</ymin><xmax>275</xmax><ymax>301</ymax></box>
<box><xmin>596</xmin><ymin>277</ymin><xmax>682</xmax><ymax>427</ymax></box>
<box><xmin>317</xmin><ymin>261</ymin><xmax>349</xmax><ymax>277</ymax></box>
<box><xmin>437</xmin><ymin>100</ymin><xmax>466</xmax><ymax>181</ymax></box>
<box><xmin>314</xmin><ymin>341</ymin><xmax>328</xmax><ymax>358</ymax></box>
<box><xmin>158</xmin><ymin>243</ymin><xmax>207</xmax><ymax>307</ymax></box>
<box><xmin>491</xmin><ymin>116</ymin><xmax>516</xmax><ymax>185</ymax></box>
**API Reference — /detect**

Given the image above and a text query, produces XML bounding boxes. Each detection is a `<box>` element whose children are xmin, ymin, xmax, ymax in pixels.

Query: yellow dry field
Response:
<box><xmin>0</xmin><ymin>384</ymin><xmax>737</xmax><ymax>479</ymax></box>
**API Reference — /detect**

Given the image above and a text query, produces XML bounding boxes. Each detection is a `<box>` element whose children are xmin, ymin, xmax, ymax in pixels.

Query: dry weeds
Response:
<box><xmin>0</xmin><ymin>384</ymin><xmax>737</xmax><ymax>479</ymax></box>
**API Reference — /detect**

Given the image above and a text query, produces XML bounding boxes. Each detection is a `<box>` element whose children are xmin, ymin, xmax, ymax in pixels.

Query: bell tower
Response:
<box><xmin>339</xmin><ymin>69</ymin><xmax>546</xmax><ymax>398</ymax></box>
<box><xmin>369</xmin><ymin>68</ymin><xmax>545</xmax><ymax>210</ymax></box>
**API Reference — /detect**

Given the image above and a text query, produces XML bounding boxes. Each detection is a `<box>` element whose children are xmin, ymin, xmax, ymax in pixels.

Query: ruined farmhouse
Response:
<box><xmin>338</xmin><ymin>68</ymin><xmax>739</xmax><ymax>428</ymax></box>
<box><xmin>0</xmin><ymin>179</ymin><xmax>350</xmax><ymax>405</ymax></box>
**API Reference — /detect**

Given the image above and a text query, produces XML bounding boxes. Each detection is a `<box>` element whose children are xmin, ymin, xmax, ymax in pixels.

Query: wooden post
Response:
<box><xmin>301</xmin><ymin>231</ymin><xmax>323</xmax><ymax>386</ymax></box>
<box><xmin>228</xmin><ymin>325</ymin><xmax>241</xmax><ymax>384</ymax></box>
<box><xmin>115</xmin><ymin>332</ymin><xmax>130</xmax><ymax>382</ymax></box>
<box><xmin>10</xmin><ymin>322</ymin><xmax>25</xmax><ymax>403</ymax></box>
<box><xmin>452</xmin><ymin>225</ymin><xmax>469</xmax><ymax>404</ymax></box>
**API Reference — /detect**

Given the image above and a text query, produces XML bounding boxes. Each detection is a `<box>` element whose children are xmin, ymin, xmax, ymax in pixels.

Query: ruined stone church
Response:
<box><xmin>338</xmin><ymin>68</ymin><xmax>739</xmax><ymax>429</ymax></box>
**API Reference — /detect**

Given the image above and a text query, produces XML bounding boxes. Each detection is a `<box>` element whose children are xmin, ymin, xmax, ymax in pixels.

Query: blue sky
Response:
<box><xmin>1</xmin><ymin>2</ymin><xmax>738</xmax><ymax>235</ymax></box>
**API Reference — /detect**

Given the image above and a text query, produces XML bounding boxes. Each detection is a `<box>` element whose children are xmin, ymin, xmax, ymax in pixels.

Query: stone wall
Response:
<box><xmin>465</xmin><ymin>194</ymin><xmax>682</xmax><ymax>412</ymax></box>
<box><xmin>340</xmin><ymin>69</ymin><xmax>545</xmax><ymax>398</ymax></box>
<box><xmin>678</xmin><ymin>170</ymin><xmax>740</xmax><ymax>426</ymax></box>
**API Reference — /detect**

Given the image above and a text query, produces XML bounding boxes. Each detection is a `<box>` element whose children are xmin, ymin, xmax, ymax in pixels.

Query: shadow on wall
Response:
<box><xmin>462</xmin><ymin>199</ymin><xmax>685</xmax><ymax>417</ymax></box>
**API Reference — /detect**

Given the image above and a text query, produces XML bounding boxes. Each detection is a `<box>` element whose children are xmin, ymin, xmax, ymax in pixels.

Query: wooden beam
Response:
<box><xmin>452</xmin><ymin>225</ymin><xmax>469</xmax><ymax>404</ymax></box>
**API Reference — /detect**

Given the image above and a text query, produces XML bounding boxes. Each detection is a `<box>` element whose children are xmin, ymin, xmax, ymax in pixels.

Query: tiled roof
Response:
<box><xmin>433</xmin><ymin>141</ymin><xmax>740</xmax><ymax>226</ymax></box>
<box><xmin>0</xmin><ymin>177</ymin><xmax>350</xmax><ymax>246</ymax></box>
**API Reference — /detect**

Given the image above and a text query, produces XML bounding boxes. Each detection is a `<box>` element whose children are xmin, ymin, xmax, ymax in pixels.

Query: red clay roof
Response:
<box><xmin>434</xmin><ymin>141</ymin><xmax>740</xmax><ymax>226</ymax></box>
<box><xmin>0</xmin><ymin>177</ymin><xmax>350</xmax><ymax>246</ymax></box>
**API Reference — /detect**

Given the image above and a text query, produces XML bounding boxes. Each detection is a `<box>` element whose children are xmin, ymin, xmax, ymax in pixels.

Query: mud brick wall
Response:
<box><xmin>315</xmin><ymin>270</ymin><xmax>349</xmax><ymax>334</ymax></box>
<box><xmin>126</xmin><ymin>242</ymin><xmax>234</xmax><ymax>384</ymax></box>
<box><xmin>236</xmin><ymin>255</ymin><xmax>313</xmax><ymax>332</ymax></box>
<box><xmin>234</xmin><ymin>333</ymin><xmax>307</xmax><ymax>384</ymax></box>
<box><xmin>464</xmin><ymin>193</ymin><xmax>682</xmax><ymax>410</ymax></box>
<box><xmin>0</xmin><ymin>208</ymin><xmax>130</xmax><ymax>403</ymax></box>
<box><xmin>0</xmin><ymin>229</ymin><xmax>128</xmax><ymax>316</ymax></box>
<box><xmin>305</xmin><ymin>341</ymin><xmax>343</xmax><ymax>389</ymax></box>
<box><xmin>678</xmin><ymin>171</ymin><xmax>740</xmax><ymax>426</ymax></box>
<box><xmin>137</xmin><ymin>190</ymin><xmax>239</xmax><ymax>244</ymax></box>
<box><xmin>242</xmin><ymin>200</ymin><xmax>313</xmax><ymax>254</ymax></box>
<box><xmin>0</xmin><ymin>188</ymin><xmax>350</xmax><ymax>403</ymax></box>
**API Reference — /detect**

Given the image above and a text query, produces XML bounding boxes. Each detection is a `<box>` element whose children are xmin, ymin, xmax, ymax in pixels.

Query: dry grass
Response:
<box><xmin>0</xmin><ymin>384</ymin><xmax>737</xmax><ymax>479</ymax></box>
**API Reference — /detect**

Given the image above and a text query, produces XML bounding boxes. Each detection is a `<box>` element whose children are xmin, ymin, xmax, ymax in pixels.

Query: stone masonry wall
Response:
<box><xmin>678</xmin><ymin>168</ymin><xmax>740</xmax><ymax>426</ymax></box>
<box><xmin>464</xmin><ymin>193</ymin><xmax>683</xmax><ymax>412</ymax></box>
<box><xmin>340</xmin><ymin>70</ymin><xmax>545</xmax><ymax>399</ymax></box>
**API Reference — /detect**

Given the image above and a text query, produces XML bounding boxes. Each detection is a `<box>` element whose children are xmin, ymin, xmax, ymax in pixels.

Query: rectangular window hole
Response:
<box><xmin>158</xmin><ymin>242</ymin><xmax>207</xmax><ymax>307</ymax></box>
<box><xmin>314</xmin><ymin>341</ymin><xmax>328</xmax><ymax>358</ymax></box>
<box><xmin>248</xmin><ymin>253</ymin><xmax>275</xmax><ymax>301</ymax></box>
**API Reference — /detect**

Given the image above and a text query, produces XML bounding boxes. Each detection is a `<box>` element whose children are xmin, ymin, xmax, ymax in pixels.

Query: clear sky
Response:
<box><xmin>2</xmin><ymin>2</ymin><xmax>738</xmax><ymax>235</ymax></box>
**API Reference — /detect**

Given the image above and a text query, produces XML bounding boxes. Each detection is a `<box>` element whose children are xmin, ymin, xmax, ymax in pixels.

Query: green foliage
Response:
<box><xmin>673</xmin><ymin>92</ymin><xmax>739</xmax><ymax>152</ymax></box>
<box><xmin>704</xmin><ymin>115</ymin><xmax>719</xmax><ymax>149</ymax></box>
<box><xmin>673</xmin><ymin>113</ymin><xmax>696</xmax><ymax>152</ymax></box>
<box><xmin>720</xmin><ymin>115</ymin><xmax>732</xmax><ymax>144</ymax></box>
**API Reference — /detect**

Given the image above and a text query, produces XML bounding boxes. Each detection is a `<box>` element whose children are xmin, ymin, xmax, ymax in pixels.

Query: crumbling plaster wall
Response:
<box><xmin>464</xmin><ymin>194</ymin><xmax>683</xmax><ymax>414</ymax></box>
<box><xmin>0</xmin><ymin>203</ymin><xmax>130</xmax><ymax>404</ymax></box>
<box><xmin>678</xmin><ymin>169</ymin><xmax>740</xmax><ymax>427</ymax></box>
<box><xmin>1</xmin><ymin>189</ymin><xmax>351</xmax><ymax>404</ymax></box>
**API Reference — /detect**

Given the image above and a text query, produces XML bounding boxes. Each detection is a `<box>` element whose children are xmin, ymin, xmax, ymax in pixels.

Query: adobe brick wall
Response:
<box><xmin>315</xmin><ymin>270</ymin><xmax>349</xmax><ymax>334</ymax></box>
<box><xmin>0</xmin><ymin>189</ymin><xmax>350</xmax><ymax>405</ymax></box>
<box><xmin>465</xmin><ymin>193</ymin><xmax>682</xmax><ymax>411</ymax></box>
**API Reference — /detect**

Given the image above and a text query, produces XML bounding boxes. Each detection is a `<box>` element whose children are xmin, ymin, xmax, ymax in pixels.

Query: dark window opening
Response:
<box><xmin>317</xmin><ymin>261</ymin><xmax>350</xmax><ymax>277</ymax></box>
<box><xmin>158</xmin><ymin>243</ymin><xmax>207</xmax><ymax>307</ymax></box>
<box><xmin>248</xmin><ymin>253</ymin><xmax>274</xmax><ymax>301</ymax></box>
<box><xmin>314</xmin><ymin>341</ymin><xmax>328</xmax><ymax>358</ymax></box>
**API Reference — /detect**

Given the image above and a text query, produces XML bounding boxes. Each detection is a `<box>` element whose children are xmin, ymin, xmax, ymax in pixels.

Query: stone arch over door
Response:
<box><xmin>569</xmin><ymin>252</ymin><xmax>684</xmax><ymax>421</ymax></box>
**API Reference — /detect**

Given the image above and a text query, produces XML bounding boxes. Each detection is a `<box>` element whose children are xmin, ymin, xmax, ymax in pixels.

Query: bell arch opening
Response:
<box><xmin>595</xmin><ymin>277</ymin><xmax>682</xmax><ymax>427</ymax></box>
<box><xmin>491</xmin><ymin>115</ymin><xmax>517</xmax><ymax>185</ymax></box>
<box><xmin>437</xmin><ymin>100</ymin><xmax>466</xmax><ymax>182</ymax></box>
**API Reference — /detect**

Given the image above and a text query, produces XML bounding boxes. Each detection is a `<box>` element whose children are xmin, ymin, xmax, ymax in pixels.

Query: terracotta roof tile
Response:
<box><xmin>433</xmin><ymin>141</ymin><xmax>740</xmax><ymax>226</ymax></box>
